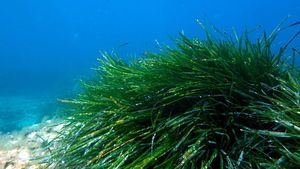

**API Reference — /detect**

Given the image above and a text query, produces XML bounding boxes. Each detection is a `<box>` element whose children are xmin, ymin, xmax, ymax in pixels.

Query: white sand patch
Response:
<box><xmin>0</xmin><ymin>119</ymin><xmax>64</xmax><ymax>169</ymax></box>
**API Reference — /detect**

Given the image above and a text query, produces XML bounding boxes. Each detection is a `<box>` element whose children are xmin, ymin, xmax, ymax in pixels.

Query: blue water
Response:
<box><xmin>0</xmin><ymin>0</ymin><xmax>299</xmax><ymax>132</ymax></box>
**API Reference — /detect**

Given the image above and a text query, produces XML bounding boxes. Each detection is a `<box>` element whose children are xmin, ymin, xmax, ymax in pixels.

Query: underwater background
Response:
<box><xmin>0</xmin><ymin>0</ymin><xmax>299</xmax><ymax>133</ymax></box>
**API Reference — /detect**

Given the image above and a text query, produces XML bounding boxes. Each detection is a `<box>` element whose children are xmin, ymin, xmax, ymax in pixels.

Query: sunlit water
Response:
<box><xmin>0</xmin><ymin>95</ymin><xmax>59</xmax><ymax>133</ymax></box>
<box><xmin>0</xmin><ymin>0</ymin><xmax>299</xmax><ymax>133</ymax></box>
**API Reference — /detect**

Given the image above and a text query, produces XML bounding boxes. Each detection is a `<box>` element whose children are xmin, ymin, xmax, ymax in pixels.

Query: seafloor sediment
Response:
<box><xmin>0</xmin><ymin>119</ymin><xmax>63</xmax><ymax>169</ymax></box>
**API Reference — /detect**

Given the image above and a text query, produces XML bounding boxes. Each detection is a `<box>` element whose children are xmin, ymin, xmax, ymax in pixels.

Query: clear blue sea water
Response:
<box><xmin>0</xmin><ymin>0</ymin><xmax>299</xmax><ymax>132</ymax></box>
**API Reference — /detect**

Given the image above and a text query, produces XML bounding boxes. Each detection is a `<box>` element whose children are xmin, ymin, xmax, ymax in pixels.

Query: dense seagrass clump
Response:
<box><xmin>47</xmin><ymin>26</ymin><xmax>300</xmax><ymax>168</ymax></box>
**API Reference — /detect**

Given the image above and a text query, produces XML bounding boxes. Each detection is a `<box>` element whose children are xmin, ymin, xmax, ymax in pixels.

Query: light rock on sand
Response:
<box><xmin>0</xmin><ymin>119</ymin><xmax>63</xmax><ymax>169</ymax></box>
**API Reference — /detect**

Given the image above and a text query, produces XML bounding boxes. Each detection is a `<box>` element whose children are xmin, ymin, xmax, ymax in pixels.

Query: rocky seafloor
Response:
<box><xmin>0</xmin><ymin>119</ymin><xmax>63</xmax><ymax>169</ymax></box>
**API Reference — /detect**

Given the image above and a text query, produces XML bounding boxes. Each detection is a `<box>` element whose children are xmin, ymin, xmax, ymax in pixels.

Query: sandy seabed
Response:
<box><xmin>0</xmin><ymin>119</ymin><xmax>63</xmax><ymax>169</ymax></box>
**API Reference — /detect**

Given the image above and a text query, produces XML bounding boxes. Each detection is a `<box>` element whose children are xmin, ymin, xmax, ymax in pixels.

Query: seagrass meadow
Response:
<box><xmin>45</xmin><ymin>24</ymin><xmax>300</xmax><ymax>168</ymax></box>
